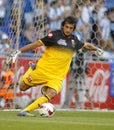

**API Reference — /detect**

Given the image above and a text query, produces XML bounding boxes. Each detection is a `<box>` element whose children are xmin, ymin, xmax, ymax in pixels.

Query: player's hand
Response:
<box><xmin>95</xmin><ymin>48</ymin><xmax>104</xmax><ymax>56</ymax></box>
<box><xmin>6</xmin><ymin>50</ymin><xmax>21</xmax><ymax>64</ymax></box>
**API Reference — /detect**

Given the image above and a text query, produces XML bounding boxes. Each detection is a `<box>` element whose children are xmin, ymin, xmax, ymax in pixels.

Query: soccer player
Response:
<box><xmin>8</xmin><ymin>16</ymin><xmax>103</xmax><ymax>116</ymax></box>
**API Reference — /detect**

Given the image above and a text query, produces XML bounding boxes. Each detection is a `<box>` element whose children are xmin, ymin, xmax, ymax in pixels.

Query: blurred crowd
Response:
<box><xmin>0</xmin><ymin>0</ymin><xmax>114</xmax><ymax>109</ymax></box>
<box><xmin>0</xmin><ymin>0</ymin><xmax>114</xmax><ymax>55</ymax></box>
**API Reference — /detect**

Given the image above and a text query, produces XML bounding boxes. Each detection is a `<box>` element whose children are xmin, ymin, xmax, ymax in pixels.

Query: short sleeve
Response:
<box><xmin>74</xmin><ymin>37</ymin><xmax>84</xmax><ymax>50</ymax></box>
<box><xmin>40</xmin><ymin>32</ymin><xmax>55</xmax><ymax>46</ymax></box>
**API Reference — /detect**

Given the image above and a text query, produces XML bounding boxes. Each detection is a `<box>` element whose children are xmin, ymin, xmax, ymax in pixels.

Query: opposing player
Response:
<box><xmin>8</xmin><ymin>16</ymin><xmax>103</xmax><ymax>116</ymax></box>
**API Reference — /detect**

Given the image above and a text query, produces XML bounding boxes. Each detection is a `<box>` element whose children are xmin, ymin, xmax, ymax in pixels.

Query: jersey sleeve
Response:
<box><xmin>74</xmin><ymin>36</ymin><xmax>85</xmax><ymax>51</ymax></box>
<box><xmin>39</xmin><ymin>31</ymin><xmax>56</xmax><ymax>46</ymax></box>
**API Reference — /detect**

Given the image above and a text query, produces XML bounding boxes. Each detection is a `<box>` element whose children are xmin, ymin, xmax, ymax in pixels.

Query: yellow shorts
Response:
<box><xmin>21</xmin><ymin>67</ymin><xmax>62</xmax><ymax>94</ymax></box>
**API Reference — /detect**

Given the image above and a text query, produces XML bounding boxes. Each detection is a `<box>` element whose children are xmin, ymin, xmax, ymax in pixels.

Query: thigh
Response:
<box><xmin>22</xmin><ymin>68</ymin><xmax>63</xmax><ymax>93</ymax></box>
<box><xmin>21</xmin><ymin>67</ymin><xmax>46</xmax><ymax>86</ymax></box>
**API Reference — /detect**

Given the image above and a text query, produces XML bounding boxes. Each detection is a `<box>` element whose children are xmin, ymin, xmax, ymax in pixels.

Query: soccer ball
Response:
<box><xmin>38</xmin><ymin>103</ymin><xmax>55</xmax><ymax>117</ymax></box>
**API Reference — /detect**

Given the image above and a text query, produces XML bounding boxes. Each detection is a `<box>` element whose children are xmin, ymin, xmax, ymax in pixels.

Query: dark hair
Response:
<box><xmin>61</xmin><ymin>16</ymin><xmax>77</xmax><ymax>31</ymax></box>
<box><xmin>50</xmin><ymin>0</ymin><xmax>57</xmax><ymax>6</ymax></box>
<box><xmin>105</xmin><ymin>9</ymin><xmax>112</xmax><ymax>15</ymax></box>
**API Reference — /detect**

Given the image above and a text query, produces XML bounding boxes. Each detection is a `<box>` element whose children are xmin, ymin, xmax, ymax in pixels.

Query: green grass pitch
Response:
<box><xmin>0</xmin><ymin>110</ymin><xmax>114</xmax><ymax>130</ymax></box>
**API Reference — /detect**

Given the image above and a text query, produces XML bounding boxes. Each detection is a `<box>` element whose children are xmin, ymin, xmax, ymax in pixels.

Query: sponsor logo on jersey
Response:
<box><xmin>48</xmin><ymin>32</ymin><xmax>53</xmax><ymax>38</ymax></box>
<box><xmin>57</xmin><ymin>39</ymin><xmax>67</xmax><ymax>46</ymax></box>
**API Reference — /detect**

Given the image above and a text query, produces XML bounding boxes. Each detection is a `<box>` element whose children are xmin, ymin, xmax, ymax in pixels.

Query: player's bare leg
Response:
<box><xmin>19</xmin><ymin>81</ymin><xmax>32</xmax><ymax>91</ymax></box>
<box><xmin>18</xmin><ymin>86</ymin><xmax>57</xmax><ymax>117</ymax></box>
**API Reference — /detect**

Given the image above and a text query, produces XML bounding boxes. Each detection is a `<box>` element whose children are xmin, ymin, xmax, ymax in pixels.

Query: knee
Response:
<box><xmin>46</xmin><ymin>88</ymin><xmax>57</xmax><ymax>100</ymax></box>
<box><xmin>19</xmin><ymin>81</ymin><xmax>30</xmax><ymax>91</ymax></box>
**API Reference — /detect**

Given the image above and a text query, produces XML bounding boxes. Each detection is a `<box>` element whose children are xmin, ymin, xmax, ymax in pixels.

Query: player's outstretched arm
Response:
<box><xmin>83</xmin><ymin>42</ymin><xmax>104</xmax><ymax>56</ymax></box>
<box><xmin>7</xmin><ymin>41</ymin><xmax>43</xmax><ymax>63</ymax></box>
<box><xmin>83</xmin><ymin>42</ymin><xmax>97</xmax><ymax>51</ymax></box>
<box><xmin>20</xmin><ymin>41</ymin><xmax>43</xmax><ymax>53</ymax></box>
